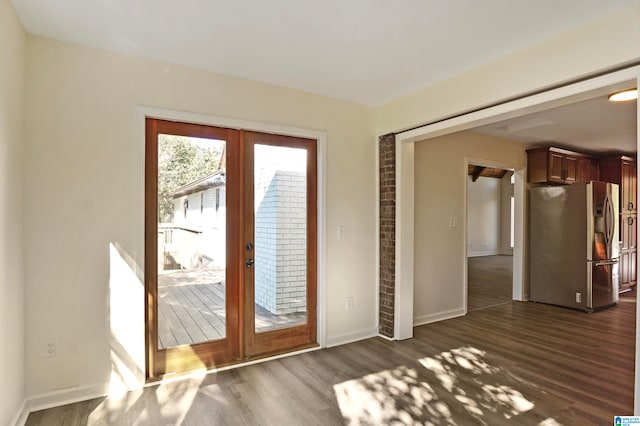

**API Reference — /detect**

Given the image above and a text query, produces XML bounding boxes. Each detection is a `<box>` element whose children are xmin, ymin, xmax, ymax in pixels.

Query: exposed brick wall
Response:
<box><xmin>379</xmin><ymin>133</ymin><xmax>396</xmax><ymax>338</ymax></box>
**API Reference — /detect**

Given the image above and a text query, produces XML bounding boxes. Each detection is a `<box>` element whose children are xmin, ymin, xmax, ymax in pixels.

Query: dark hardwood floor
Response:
<box><xmin>468</xmin><ymin>255</ymin><xmax>513</xmax><ymax>311</ymax></box>
<box><xmin>26</xmin><ymin>294</ymin><xmax>636</xmax><ymax>425</ymax></box>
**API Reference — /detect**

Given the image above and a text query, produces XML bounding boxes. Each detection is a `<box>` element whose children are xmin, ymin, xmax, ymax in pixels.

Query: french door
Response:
<box><xmin>145</xmin><ymin>118</ymin><xmax>317</xmax><ymax>379</ymax></box>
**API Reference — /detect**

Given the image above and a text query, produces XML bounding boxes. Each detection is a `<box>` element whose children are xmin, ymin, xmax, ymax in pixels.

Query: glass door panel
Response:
<box><xmin>253</xmin><ymin>144</ymin><xmax>308</xmax><ymax>332</ymax></box>
<box><xmin>243</xmin><ymin>131</ymin><xmax>317</xmax><ymax>357</ymax></box>
<box><xmin>146</xmin><ymin>118</ymin><xmax>240</xmax><ymax>379</ymax></box>
<box><xmin>146</xmin><ymin>121</ymin><xmax>317</xmax><ymax>377</ymax></box>
<box><xmin>156</xmin><ymin>134</ymin><xmax>227</xmax><ymax>348</ymax></box>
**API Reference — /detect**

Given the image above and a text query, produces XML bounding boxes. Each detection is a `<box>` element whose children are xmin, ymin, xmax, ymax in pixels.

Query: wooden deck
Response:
<box><xmin>27</xmin><ymin>292</ymin><xmax>636</xmax><ymax>425</ymax></box>
<box><xmin>158</xmin><ymin>265</ymin><xmax>306</xmax><ymax>349</ymax></box>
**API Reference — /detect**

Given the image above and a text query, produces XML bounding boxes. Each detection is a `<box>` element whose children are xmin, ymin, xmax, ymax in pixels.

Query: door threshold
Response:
<box><xmin>145</xmin><ymin>343</ymin><xmax>321</xmax><ymax>387</ymax></box>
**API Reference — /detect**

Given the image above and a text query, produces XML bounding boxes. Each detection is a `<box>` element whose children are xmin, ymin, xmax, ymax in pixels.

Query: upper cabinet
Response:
<box><xmin>527</xmin><ymin>147</ymin><xmax>598</xmax><ymax>184</ymax></box>
<box><xmin>578</xmin><ymin>156</ymin><xmax>600</xmax><ymax>183</ymax></box>
<box><xmin>599</xmin><ymin>156</ymin><xmax>637</xmax><ymax>214</ymax></box>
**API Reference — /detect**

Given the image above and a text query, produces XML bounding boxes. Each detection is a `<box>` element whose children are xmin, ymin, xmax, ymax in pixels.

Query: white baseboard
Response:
<box><xmin>17</xmin><ymin>329</ymin><xmax>378</xmax><ymax>419</ymax></box>
<box><xmin>326</xmin><ymin>327</ymin><xmax>378</xmax><ymax>347</ymax></box>
<box><xmin>24</xmin><ymin>383</ymin><xmax>109</xmax><ymax>419</ymax></box>
<box><xmin>11</xmin><ymin>399</ymin><xmax>28</xmax><ymax>426</ymax></box>
<box><xmin>377</xmin><ymin>333</ymin><xmax>395</xmax><ymax>341</ymax></box>
<box><xmin>413</xmin><ymin>308</ymin><xmax>466</xmax><ymax>327</ymax></box>
<box><xmin>467</xmin><ymin>250</ymin><xmax>500</xmax><ymax>258</ymax></box>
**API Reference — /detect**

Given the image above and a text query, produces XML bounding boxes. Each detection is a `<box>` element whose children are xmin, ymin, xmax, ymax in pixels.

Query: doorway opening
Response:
<box><xmin>392</xmin><ymin>67</ymin><xmax>639</xmax><ymax>341</ymax></box>
<box><xmin>145</xmin><ymin>118</ymin><xmax>318</xmax><ymax>379</ymax></box>
<box><xmin>466</xmin><ymin>165</ymin><xmax>514</xmax><ymax>311</ymax></box>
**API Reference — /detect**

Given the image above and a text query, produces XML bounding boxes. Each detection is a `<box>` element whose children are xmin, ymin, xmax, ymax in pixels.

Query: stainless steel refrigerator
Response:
<box><xmin>529</xmin><ymin>181</ymin><xmax>619</xmax><ymax>311</ymax></box>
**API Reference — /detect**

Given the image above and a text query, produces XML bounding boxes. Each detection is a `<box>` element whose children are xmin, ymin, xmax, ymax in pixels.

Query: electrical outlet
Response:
<box><xmin>345</xmin><ymin>296</ymin><xmax>354</xmax><ymax>311</ymax></box>
<box><xmin>575</xmin><ymin>293</ymin><xmax>582</xmax><ymax>303</ymax></box>
<box><xmin>449</xmin><ymin>217</ymin><xmax>457</xmax><ymax>228</ymax></box>
<box><xmin>44</xmin><ymin>339</ymin><xmax>57</xmax><ymax>358</ymax></box>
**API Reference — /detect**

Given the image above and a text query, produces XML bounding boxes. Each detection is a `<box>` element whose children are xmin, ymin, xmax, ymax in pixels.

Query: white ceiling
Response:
<box><xmin>474</xmin><ymin>89</ymin><xmax>638</xmax><ymax>153</ymax></box>
<box><xmin>10</xmin><ymin>0</ymin><xmax>635</xmax><ymax>105</ymax></box>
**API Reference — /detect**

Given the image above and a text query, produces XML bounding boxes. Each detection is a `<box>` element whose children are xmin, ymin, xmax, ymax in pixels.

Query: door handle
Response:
<box><xmin>594</xmin><ymin>259</ymin><xmax>619</xmax><ymax>267</ymax></box>
<box><xmin>246</xmin><ymin>258</ymin><xmax>254</xmax><ymax>268</ymax></box>
<box><xmin>604</xmin><ymin>195</ymin><xmax>613</xmax><ymax>246</ymax></box>
<box><xmin>630</xmin><ymin>217</ymin><xmax>635</xmax><ymax>226</ymax></box>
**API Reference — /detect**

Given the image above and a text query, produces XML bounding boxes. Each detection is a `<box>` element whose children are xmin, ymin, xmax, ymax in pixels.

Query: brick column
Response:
<box><xmin>379</xmin><ymin>133</ymin><xmax>396</xmax><ymax>338</ymax></box>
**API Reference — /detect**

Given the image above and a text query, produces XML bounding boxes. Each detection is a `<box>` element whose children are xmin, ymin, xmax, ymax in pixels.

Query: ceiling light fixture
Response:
<box><xmin>608</xmin><ymin>89</ymin><xmax>638</xmax><ymax>102</ymax></box>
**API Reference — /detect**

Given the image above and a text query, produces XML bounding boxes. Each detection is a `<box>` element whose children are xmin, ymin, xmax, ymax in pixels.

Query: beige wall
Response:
<box><xmin>0</xmin><ymin>0</ymin><xmax>25</xmax><ymax>423</ymax></box>
<box><xmin>414</xmin><ymin>132</ymin><xmax>526</xmax><ymax>322</ymax></box>
<box><xmin>24</xmin><ymin>36</ymin><xmax>377</xmax><ymax>396</ymax></box>
<box><xmin>12</xmin><ymin>0</ymin><xmax>640</xmax><ymax>409</ymax></box>
<box><xmin>376</xmin><ymin>4</ymin><xmax>640</xmax><ymax>134</ymax></box>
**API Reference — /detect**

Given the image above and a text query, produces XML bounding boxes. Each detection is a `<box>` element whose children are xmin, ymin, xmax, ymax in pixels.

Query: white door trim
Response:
<box><xmin>391</xmin><ymin>67</ymin><xmax>640</xmax><ymax>380</ymax></box>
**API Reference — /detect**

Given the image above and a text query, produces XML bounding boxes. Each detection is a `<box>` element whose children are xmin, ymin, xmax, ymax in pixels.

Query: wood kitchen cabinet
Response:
<box><xmin>600</xmin><ymin>156</ymin><xmax>637</xmax><ymax>213</ymax></box>
<box><xmin>578</xmin><ymin>157</ymin><xmax>599</xmax><ymax>183</ymax></box>
<box><xmin>620</xmin><ymin>215</ymin><xmax>637</xmax><ymax>291</ymax></box>
<box><xmin>527</xmin><ymin>147</ymin><xmax>596</xmax><ymax>184</ymax></box>
<box><xmin>622</xmin><ymin>159</ymin><xmax>637</xmax><ymax>213</ymax></box>
<box><xmin>599</xmin><ymin>155</ymin><xmax>637</xmax><ymax>291</ymax></box>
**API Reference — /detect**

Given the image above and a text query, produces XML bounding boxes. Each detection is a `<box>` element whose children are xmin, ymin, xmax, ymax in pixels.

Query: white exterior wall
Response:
<box><xmin>255</xmin><ymin>170</ymin><xmax>307</xmax><ymax>314</ymax></box>
<box><xmin>170</xmin><ymin>186</ymin><xmax>226</xmax><ymax>268</ymax></box>
<box><xmin>275</xmin><ymin>171</ymin><xmax>307</xmax><ymax>314</ymax></box>
<box><xmin>255</xmin><ymin>173</ymin><xmax>278</xmax><ymax>312</ymax></box>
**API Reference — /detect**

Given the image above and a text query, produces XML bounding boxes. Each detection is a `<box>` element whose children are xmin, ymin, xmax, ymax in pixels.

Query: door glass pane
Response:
<box><xmin>157</xmin><ymin>134</ymin><xmax>227</xmax><ymax>349</ymax></box>
<box><xmin>254</xmin><ymin>144</ymin><xmax>308</xmax><ymax>332</ymax></box>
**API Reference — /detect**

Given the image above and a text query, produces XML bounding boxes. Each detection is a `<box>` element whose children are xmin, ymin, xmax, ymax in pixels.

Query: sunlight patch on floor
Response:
<box><xmin>538</xmin><ymin>418</ymin><xmax>564</xmax><ymax>425</ymax></box>
<box><xmin>419</xmin><ymin>346</ymin><xmax>534</xmax><ymax>421</ymax></box>
<box><xmin>334</xmin><ymin>366</ymin><xmax>446</xmax><ymax>425</ymax></box>
<box><xmin>334</xmin><ymin>345</ymin><xmax>538</xmax><ymax>424</ymax></box>
<box><xmin>88</xmin><ymin>373</ymin><xmax>205</xmax><ymax>424</ymax></box>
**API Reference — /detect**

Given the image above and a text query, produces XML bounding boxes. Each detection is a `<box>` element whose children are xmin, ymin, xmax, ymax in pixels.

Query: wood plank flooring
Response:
<box><xmin>468</xmin><ymin>255</ymin><xmax>513</xmax><ymax>311</ymax></box>
<box><xmin>26</xmin><ymin>294</ymin><xmax>636</xmax><ymax>425</ymax></box>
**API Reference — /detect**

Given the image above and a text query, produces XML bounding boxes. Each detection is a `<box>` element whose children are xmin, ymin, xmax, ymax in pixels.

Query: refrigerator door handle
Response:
<box><xmin>604</xmin><ymin>194</ymin><xmax>615</xmax><ymax>247</ymax></box>
<box><xmin>594</xmin><ymin>259</ymin><xmax>619</xmax><ymax>267</ymax></box>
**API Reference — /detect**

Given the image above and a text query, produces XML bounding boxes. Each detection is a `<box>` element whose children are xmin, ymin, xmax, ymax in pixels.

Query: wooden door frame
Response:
<box><xmin>140</xmin><ymin>107</ymin><xmax>327</xmax><ymax>380</ymax></box>
<box><xmin>145</xmin><ymin>118</ymin><xmax>242</xmax><ymax>379</ymax></box>
<box><xmin>242</xmin><ymin>131</ymin><xmax>318</xmax><ymax>357</ymax></box>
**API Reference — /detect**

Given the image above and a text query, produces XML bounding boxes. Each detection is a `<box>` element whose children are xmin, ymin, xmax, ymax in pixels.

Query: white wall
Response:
<box><xmin>0</xmin><ymin>0</ymin><xmax>25</xmax><ymax>423</ymax></box>
<box><xmin>23</xmin><ymin>36</ymin><xmax>376</xmax><ymax>398</ymax></box>
<box><xmin>413</xmin><ymin>132</ymin><xmax>526</xmax><ymax>324</ymax></box>
<box><xmin>466</xmin><ymin>176</ymin><xmax>500</xmax><ymax>257</ymax></box>
<box><xmin>500</xmin><ymin>172</ymin><xmax>515</xmax><ymax>255</ymax></box>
